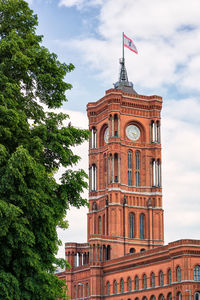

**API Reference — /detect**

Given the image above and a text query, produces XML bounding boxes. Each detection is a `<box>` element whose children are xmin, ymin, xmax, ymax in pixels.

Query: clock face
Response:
<box><xmin>126</xmin><ymin>125</ymin><xmax>140</xmax><ymax>141</ymax></box>
<box><xmin>104</xmin><ymin>128</ymin><xmax>109</xmax><ymax>143</ymax></box>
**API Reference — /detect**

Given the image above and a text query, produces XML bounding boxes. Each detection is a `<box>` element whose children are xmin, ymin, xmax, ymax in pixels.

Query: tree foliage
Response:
<box><xmin>0</xmin><ymin>0</ymin><xmax>89</xmax><ymax>299</ymax></box>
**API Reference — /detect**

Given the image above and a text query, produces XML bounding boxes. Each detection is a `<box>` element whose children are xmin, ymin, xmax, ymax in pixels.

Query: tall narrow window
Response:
<box><xmin>168</xmin><ymin>269</ymin><xmax>172</xmax><ymax>285</ymax></box>
<box><xmin>91</xmin><ymin>127</ymin><xmax>97</xmax><ymax>148</ymax></box>
<box><xmin>114</xmin><ymin>153</ymin><xmax>118</xmax><ymax>182</ymax></box>
<box><xmin>114</xmin><ymin>280</ymin><xmax>117</xmax><ymax>294</ymax></box>
<box><xmin>151</xmin><ymin>121</ymin><xmax>155</xmax><ymax>142</ymax></box>
<box><xmin>167</xmin><ymin>293</ymin><xmax>172</xmax><ymax>300</ymax></box>
<box><xmin>127</xmin><ymin>150</ymin><xmax>132</xmax><ymax>186</ymax></box>
<box><xmin>107</xmin><ymin>282</ymin><xmax>110</xmax><ymax>296</ymax></box>
<box><xmin>129</xmin><ymin>213</ymin><xmax>134</xmax><ymax>238</ymax></box>
<box><xmin>135</xmin><ymin>151</ymin><xmax>140</xmax><ymax>186</ymax></box>
<box><xmin>78</xmin><ymin>285</ymin><xmax>81</xmax><ymax>299</ymax></box>
<box><xmin>104</xmin><ymin>154</ymin><xmax>107</xmax><ymax>187</ymax></box>
<box><xmin>177</xmin><ymin>292</ymin><xmax>182</xmax><ymax>300</ymax></box>
<box><xmin>152</xmin><ymin>159</ymin><xmax>161</xmax><ymax>187</ymax></box>
<box><xmin>140</xmin><ymin>213</ymin><xmax>145</xmax><ymax>239</ymax></box>
<box><xmin>157</xmin><ymin>159</ymin><xmax>161</xmax><ymax>187</ymax></box>
<box><xmin>128</xmin><ymin>277</ymin><xmax>132</xmax><ymax>292</ymax></box>
<box><xmin>195</xmin><ymin>293</ymin><xmax>200</xmax><ymax>300</ymax></box>
<box><xmin>86</xmin><ymin>283</ymin><xmax>89</xmax><ymax>298</ymax></box>
<box><xmin>135</xmin><ymin>275</ymin><xmax>139</xmax><ymax>290</ymax></box>
<box><xmin>156</xmin><ymin>121</ymin><xmax>160</xmax><ymax>143</ymax></box>
<box><xmin>152</xmin><ymin>159</ymin><xmax>156</xmax><ymax>186</ymax></box>
<box><xmin>143</xmin><ymin>274</ymin><xmax>147</xmax><ymax>289</ymax></box>
<box><xmin>159</xmin><ymin>271</ymin><xmax>164</xmax><ymax>286</ymax></box>
<box><xmin>194</xmin><ymin>265</ymin><xmax>200</xmax><ymax>281</ymax></box>
<box><xmin>74</xmin><ymin>285</ymin><xmax>77</xmax><ymax>299</ymax></box>
<box><xmin>151</xmin><ymin>272</ymin><xmax>155</xmax><ymax>287</ymax></box>
<box><xmin>91</xmin><ymin>164</ymin><xmax>97</xmax><ymax>191</ymax></box>
<box><xmin>98</xmin><ymin>216</ymin><xmax>101</xmax><ymax>234</ymax></box>
<box><xmin>177</xmin><ymin>266</ymin><xmax>181</xmax><ymax>282</ymax></box>
<box><xmin>114</xmin><ymin>114</ymin><xmax>118</xmax><ymax>137</ymax></box>
<box><xmin>107</xmin><ymin>245</ymin><xmax>111</xmax><ymax>260</ymax></box>
<box><xmin>120</xmin><ymin>279</ymin><xmax>124</xmax><ymax>293</ymax></box>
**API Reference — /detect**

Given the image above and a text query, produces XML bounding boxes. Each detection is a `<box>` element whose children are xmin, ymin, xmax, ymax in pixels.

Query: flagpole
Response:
<box><xmin>122</xmin><ymin>32</ymin><xmax>124</xmax><ymax>62</ymax></box>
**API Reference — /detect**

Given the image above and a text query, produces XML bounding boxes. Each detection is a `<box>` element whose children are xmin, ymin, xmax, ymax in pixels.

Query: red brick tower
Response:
<box><xmin>87</xmin><ymin>59</ymin><xmax>164</xmax><ymax>261</ymax></box>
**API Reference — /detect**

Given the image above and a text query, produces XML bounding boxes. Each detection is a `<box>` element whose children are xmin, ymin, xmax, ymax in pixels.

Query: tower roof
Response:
<box><xmin>114</xmin><ymin>58</ymin><xmax>137</xmax><ymax>94</ymax></box>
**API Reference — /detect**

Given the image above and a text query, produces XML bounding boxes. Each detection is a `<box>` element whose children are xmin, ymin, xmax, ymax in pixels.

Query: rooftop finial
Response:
<box><xmin>114</xmin><ymin>58</ymin><xmax>137</xmax><ymax>94</ymax></box>
<box><xmin>113</xmin><ymin>33</ymin><xmax>137</xmax><ymax>94</ymax></box>
<box><xmin>119</xmin><ymin>58</ymin><xmax>129</xmax><ymax>82</ymax></box>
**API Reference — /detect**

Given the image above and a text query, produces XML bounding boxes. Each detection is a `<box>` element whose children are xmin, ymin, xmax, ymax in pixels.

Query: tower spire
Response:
<box><xmin>114</xmin><ymin>58</ymin><xmax>137</xmax><ymax>94</ymax></box>
<box><xmin>114</xmin><ymin>33</ymin><xmax>137</xmax><ymax>94</ymax></box>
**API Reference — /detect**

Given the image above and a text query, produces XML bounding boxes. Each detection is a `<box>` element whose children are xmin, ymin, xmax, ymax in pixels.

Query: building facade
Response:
<box><xmin>57</xmin><ymin>60</ymin><xmax>200</xmax><ymax>300</ymax></box>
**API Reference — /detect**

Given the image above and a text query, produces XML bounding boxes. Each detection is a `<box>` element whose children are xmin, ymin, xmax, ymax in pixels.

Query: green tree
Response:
<box><xmin>0</xmin><ymin>0</ymin><xmax>89</xmax><ymax>299</ymax></box>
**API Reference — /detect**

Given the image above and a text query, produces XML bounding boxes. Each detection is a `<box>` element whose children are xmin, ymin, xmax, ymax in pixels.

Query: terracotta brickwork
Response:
<box><xmin>57</xmin><ymin>88</ymin><xmax>200</xmax><ymax>300</ymax></box>
<box><xmin>87</xmin><ymin>88</ymin><xmax>163</xmax><ymax>258</ymax></box>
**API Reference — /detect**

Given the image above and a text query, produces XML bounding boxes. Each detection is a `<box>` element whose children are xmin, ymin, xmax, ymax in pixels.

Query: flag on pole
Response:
<box><xmin>123</xmin><ymin>33</ymin><xmax>138</xmax><ymax>54</ymax></box>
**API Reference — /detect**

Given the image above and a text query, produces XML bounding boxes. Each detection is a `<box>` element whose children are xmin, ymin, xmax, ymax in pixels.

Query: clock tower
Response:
<box><xmin>87</xmin><ymin>59</ymin><xmax>163</xmax><ymax>261</ymax></box>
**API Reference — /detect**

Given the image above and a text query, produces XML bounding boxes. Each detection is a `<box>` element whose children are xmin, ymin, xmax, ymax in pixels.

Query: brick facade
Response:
<box><xmin>57</xmin><ymin>88</ymin><xmax>200</xmax><ymax>300</ymax></box>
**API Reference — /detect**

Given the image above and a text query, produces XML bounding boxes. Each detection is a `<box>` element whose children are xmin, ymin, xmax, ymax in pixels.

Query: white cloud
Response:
<box><xmin>162</xmin><ymin>98</ymin><xmax>200</xmax><ymax>243</ymax></box>
<box><xmin>59</xmin><ymin>0</ymin><xmax>104</xmax><ymax>9</ymax></box>
<box><xmin>57</xmin><ymin>0</ymin><xmax>200</xmax><ymax>92</ymax></box>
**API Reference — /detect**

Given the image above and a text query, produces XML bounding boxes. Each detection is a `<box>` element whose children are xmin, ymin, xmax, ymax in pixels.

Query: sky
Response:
<box><xmin>27</xmin><ymin>0</ymin><xmax>200</xmax><ymax>258</ymax></box>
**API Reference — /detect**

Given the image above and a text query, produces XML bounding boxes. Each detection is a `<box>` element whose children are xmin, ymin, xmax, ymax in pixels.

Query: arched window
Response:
<box><xmin>168</xmin><ymin>268</ymin><xmax>172</xmax><ymax>285</ymax></box>
<box><xmin>74</xmin><ymin>285</ymin><xmax>77</xmax><ymax>299</ymax></box>
<box><xmin>167</xmin><ymin>293</ymin><xmax>172</xmax><ymax>300</ymax></box>
<box><xmin>159</xmin><ymin>270</ymin><xmax>164</xmax><ymax>286</ymax></box>
<box><xmin>104</xmin><ymin>154</ymin><xmax>107</xmax><ymax>187</ymax></box>
<box><xmin>151</xmin><ymin>120</ymin><xmax>155</xmax><ymax>142</ymax></box>
<box><xmin>127</xmin><ymin>150</ymin><xmax>132</xmax><ymax>186</ymax></box>
<box><xmin>159</xmin><ymin>294</ymin><xmax>165</xmax><ymax>300</ymax></box>
<box><xmin>143</xmin><ymin>274</ymin><xmax>147</xmax><ymax>289</ymax></box>
<box><xmin>107</xmin><ymin>281</ymin><xmax>110</xmax><ymax>296</ymax></box>
<box><xmin>195</xmin><ymin>292</ymin><xmax>200</xmax><ymax>300</ymax></box>
<box><xmin>129</xmin><ymin>213</ymin><xmax>134</xmax><ymax>238</ymax></box>
<box><xmin>78</xmin><ymin>284</ymin><xmax>81</xmax><ymax>299</ymax></box>
<box><xmin>151</xmin><ymin>120</ymin><xmax>160</xmax><ymax>143</ymax></box>
<box><xmin>130</xmin><ymin>248</ymin><xmax>135</xmax><ymax>253</ymax></box>
<box><xmin>91</xmin><ymin>127</ymin><xmax>97</xmax><ymax>148</ymax></box>
<box><xmin>107</xmin><ymin>245</ymin><xmax>111</xmax><ymax>260</ymax></box>
<box><xmin>177</xmin><ymin>292</ymin><xmax>182</xmax><ymax>300</ymax></box>
<box><xmin>157</xmin><ymin>159</ymin><xmax>161</xmax><ymax>187</ymax></box>
<box><xmin>113</xmin><ymin>280</ymin><xmax>117</xmax><ymax>294</ymax></box>
<box><xmin>152</xmin><ymin>159</ymin><xmax>156</xmax><ymax>186</ymax></box>
<box><xmin>151</xmin><ymin>272</ymin><xmax>155</xmax><ymax>288</ymax></box>
<box><xmin>135</xmin><ymin>275</ymin><xmax>139</xmax><ymax>290</ymax></box>
<box><xmin>135</xmin><ymin>151</ymin><xmax>140</xmax><ymax>186</ymax></box>
<box><xmin>128</xmin><ymin>277</ymin><xmax>132</xmax><ymax>292</ymax></box>
<box><xmin>91</xmin><ymin>164</ymin><xmax>97</xmax><ymax>191</ymax></box>
<box><xmin>152</xmin><ymin>159</ymin><xmax>161</xmax><ymax>187</ymax></box>
<box><xmin>86</xmin><ymin>283</ymin><xmax>89</xmax><ymax>298</ymax></box>
<box><xmin>120</xmin><ymin>279</ymin><xmax>124</xmax><ymax>293</ymax></box>
<box><xmin>194</xmin><ymin>265</ymin><xmax>200</xmax><ymax>281</ymax></box>
<box><xmin>151</xmin><ymin>296</ymin><xmax>156</xmax><ymax>300</ymax></box>
<box><xmin>176</xmin><ymin>266</ymin><xmax>181</xmax><ymax>282</ymax></box>
<box><xmin>114</xmin><ymin>114</ymin><xmax>118</xmax><ymax>137</ymax></box>
<box><xmin>92</xmin><ymin>201</ymin><xmax>97</xmax><ymax>211</ymax></box>
<box><xmin>140</xmin><ymin>213</ymin><xmax>145</xmax><ymax>239</ymax></box>
<box><xmin>98</xmin><ymin>216</ymin><xmax>101</xmax><ymax>234</ymax></box>
<box><xmin>156</xmin><ymin>121</ymin><xmax>160</xmax><ymax>143</ymax></box>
